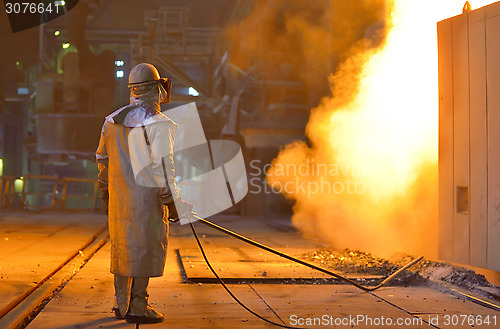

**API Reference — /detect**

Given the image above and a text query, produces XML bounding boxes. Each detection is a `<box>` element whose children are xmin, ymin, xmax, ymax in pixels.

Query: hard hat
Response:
<box><xmin>128</xmin><ymin>63</ymin><xmax>172</xmax><ymax>103</ymax></box>
<box><xmin>128</xmin><ymin>63</ymin><xmax>161</xmax><ymax>88</ymax></box>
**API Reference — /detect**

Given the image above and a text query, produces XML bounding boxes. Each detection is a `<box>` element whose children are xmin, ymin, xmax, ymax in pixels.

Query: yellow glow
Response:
<box><xmin>0</xmin><ymin>159</ymin><xmax>3</xmax><ymax>176</ymax></box>
<box><xmin>62</xmin><ymin>43</ymin><xmax>70</xmax><ymax>49</ymax></box>
<box><xmin>267</xmin><ymin>0</ymin><xmax>498</xmax><ymax>257</ymax></box>
<box><xmin>323</xmin><ymin>0</ymin><xmax>497</xmax><ymax>201</ymax></box>
<box><xmin>14</xmin><ymin>178</ymin><xmax>23</xmax><ymax>193</ymax></box>
<box><xmin>54</xmin><ymin>30</ymin><xmax>60</xmax><ymax>36</ymax></box>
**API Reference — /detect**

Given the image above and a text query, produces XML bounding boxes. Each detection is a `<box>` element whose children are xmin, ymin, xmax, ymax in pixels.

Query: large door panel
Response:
<box><xmin>468</xmin><ymin>9</ymin><xmax>488</xmax><ymax>269</ymax></box>
<box><xmin>451</xmin><ymin>15</ymin><xmax>470</xmax><ymax>265</ymax></box>
<box><xmin>486</xmin><ymin>12</ymin><xmax>500</xmax><ymax>272</ymax></box>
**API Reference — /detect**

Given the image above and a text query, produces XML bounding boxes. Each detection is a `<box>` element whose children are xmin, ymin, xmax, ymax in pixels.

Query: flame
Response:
<box><xmin>267</xmin><ymin>0</ymin><xmax>497</xmax><ymax>258</ymax></box>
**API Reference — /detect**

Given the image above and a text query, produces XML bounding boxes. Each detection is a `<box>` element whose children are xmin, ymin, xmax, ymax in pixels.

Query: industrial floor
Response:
<box><xmin>0</xmin><ymin>212</ymin><xmax>498</xmax><ymax>329</ymax></box>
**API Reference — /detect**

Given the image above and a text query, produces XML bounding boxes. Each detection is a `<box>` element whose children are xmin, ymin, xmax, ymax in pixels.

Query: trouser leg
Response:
<box><xmin>125</xmin><ymin>277</ymin><xmax>164</xmax><ymax>323</ymax></box>
<box><xmin>128</xmin><ymin>277</ymin><xmax>149</xmax><ymax>316</ymax></box>
<box><xmin>113</xmin><ymin>274</ymin><xmax>132</xmax><ymax>319</ymax></box>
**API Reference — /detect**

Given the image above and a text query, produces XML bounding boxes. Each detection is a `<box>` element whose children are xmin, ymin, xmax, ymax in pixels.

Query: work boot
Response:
<box><xmin>113</xmin><ymin>275</ymin><xmax>131</xmax><ymax>319</ymax></box>
<box><xmin>125</xmin><ymin>277</ymin><xmax>164</xmax><ymax>324</ymax></box>
<box><xmin>126</xmin><ymin>305</ymin><xmax>165</xmax><ymax>324</ymax></box>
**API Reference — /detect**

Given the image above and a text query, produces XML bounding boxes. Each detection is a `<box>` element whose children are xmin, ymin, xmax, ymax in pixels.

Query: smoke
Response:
<box><xmin>225</xmin><ymin>0</ymin><xmax>389</xmax><ymax>99</ymax></box>
<box><xmin>265</xmin><ymin>0</ymin><xmax>499</xmax><ymax>258</ymax></box>
<box><xmin>265</xmin><ymin>0</ymin><xmax>445</xmax><ymax>259</ymax></box>
<box><xmin>228</xmin><ymin>1</ymin><xmax>498</xmax><ymax>258</ymax></box>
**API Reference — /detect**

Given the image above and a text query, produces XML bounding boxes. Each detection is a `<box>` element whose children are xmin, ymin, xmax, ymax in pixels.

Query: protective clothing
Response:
<box><xmin>113</xmin><ymin>276</ymin><xmax>164</xmax><ymax>323</ymax></box>
<box><xmin>96</xmin><ymin>62</ymin><xmax>184</xmax><ymax>322</ymax></box>
<box><xmin>128</xmin><ymin>63</ymin><xmax>161</xmax><ymax>87</ymax></box>
<box><xmin>113</xmin><ymin>275</ymin><xmax>131</xmax><ymax>319</ymax></box>
<box><xmin>96</xmin><ymin>110</ymin><xmax>175</xmax><ymax>277</ymax></box>
<box><xmin>125</xmin><ymin>277</ymin><xmax>164</xmax><ymax>324</ymax></box>
<box><xmin>128</xmin><ymin>63</ymin><xmax>171</xmax><ymax>104</ymax></box>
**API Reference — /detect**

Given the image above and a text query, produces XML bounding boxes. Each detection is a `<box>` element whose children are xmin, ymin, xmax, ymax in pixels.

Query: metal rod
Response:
<box><xmin>194</xmin><ymin>215</ymin><xmax>423</xmax><ymax>292</ymax></box>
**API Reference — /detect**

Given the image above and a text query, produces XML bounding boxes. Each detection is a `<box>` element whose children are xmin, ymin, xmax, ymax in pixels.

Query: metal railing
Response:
<box><xmin>0</xmin><ymin>175</ymin><xmax>101</xmax><ymax>211</ymax></box>
<box><xmin>60</xmin><ymin>177</ymin><xmax>100</xmax><ymax>211</ymax></box>
<box><xmin>20</xmin><ymin>175</ymin><xmax>59</xmax><ymax>210</ymax></box>
<box><xmin>0</xmin><ymin>176</ymin><xmax>17</xmax><ymax>208</ymax></box>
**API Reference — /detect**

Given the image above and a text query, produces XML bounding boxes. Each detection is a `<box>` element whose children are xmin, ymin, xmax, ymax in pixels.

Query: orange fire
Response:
<box><xmin>267</xmin><ymin>0</ymin><xmax>497</xmax><ymax>258</ymax></box>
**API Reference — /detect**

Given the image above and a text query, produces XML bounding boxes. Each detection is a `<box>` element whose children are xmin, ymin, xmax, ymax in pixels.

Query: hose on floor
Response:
<box><xmin>188</xmin><ymin>215</ymin><xmax>424</xmax><ymax>328</ymax></box>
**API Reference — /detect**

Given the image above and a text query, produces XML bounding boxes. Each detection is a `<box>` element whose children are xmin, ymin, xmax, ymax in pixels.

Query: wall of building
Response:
<box><xmin>438</xmin><ymin>1</ymin><xmax>500</xmax><ymax>271</ymax></box>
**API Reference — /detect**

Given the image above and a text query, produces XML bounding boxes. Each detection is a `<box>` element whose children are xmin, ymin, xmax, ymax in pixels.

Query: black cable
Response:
<box><xmin>193</xmin><ymin>215</ymin><xmax>424</xmax><ymax>292</ymax></box>
<box><xmin>189</xmin><ymin>216</ymin><xmax>424</xmax><ymax>328</ymax></box>
<box><xmin>189</xmin><ymin>221</ymin><xmax>306</xmax><ymax>329</ymax></box>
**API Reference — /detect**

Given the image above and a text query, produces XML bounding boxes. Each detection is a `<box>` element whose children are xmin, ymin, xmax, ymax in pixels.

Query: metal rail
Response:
<box><xmin>60</xmin><ymin>177</ymin><xmax>100</xmax><ymax>211</ymax></box>
<box><xmin>0</xmin><ymin>175</ymin><xmax>101</xmax><ymax>211</ymax></box>
<box><xmin>194</xmin><ymin>215</ymin><xmax>424</xmax><ymax>291</ymax></box>
<box><xmin>0</xmin><ymin>176</ymin><xmax>17</xmax><ymax>208</ymax></box>
<box><xmin>20</xmin><ymin>175</ymin><xmax>59</xmax><ymax>210</ymax></box>
<box><xmin>0</xmin><ymin>226</ymin><xmax>109</xmax><ymax>329</ymax></box>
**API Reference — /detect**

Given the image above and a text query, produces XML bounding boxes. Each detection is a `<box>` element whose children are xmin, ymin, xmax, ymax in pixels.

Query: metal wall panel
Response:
<box><xmin>438</xmin><ymin>19</ymin><xmax>454</xmax><ymax>262</ymax></box>
<box><xmin>468</xmin><ymin>9</ymin><xmax>488</xmax><ymax>269</ymax></box>
<box><xmin>438</xmin><ymin>1</ymin><xmax>500</xmax><ymax>272</ymax></box>
<box><xmin>451</xmin><ymin>14</ymin><xmax>470</xmax><ymax>265</ymax></box>
<box><xmin>486</xmin><ymin>7</ymin><xmax>500</xmax><ymax>272</ymax></box>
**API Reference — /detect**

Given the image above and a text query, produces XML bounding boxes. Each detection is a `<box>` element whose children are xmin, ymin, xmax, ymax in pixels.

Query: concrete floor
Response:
<box><xmin>0</xmin><ymin>212</ymin><xmax>498</xmax><ymax>328</ymax></box>
<box><xmin>0</xmin><ymin>212</ymin><xmax>107</xmax><ymax>313</ymax></box>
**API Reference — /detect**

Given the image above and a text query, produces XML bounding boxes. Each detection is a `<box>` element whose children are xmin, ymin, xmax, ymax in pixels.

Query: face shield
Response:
<box><xmin>158</xmin><ymin>78</ymin><xmax>172</xmax><ymax>104</ymax></box>
<box><xmin>128</xmin><ymin>63</ymin><xmax>172</xmax><ymax>105</ymax></box>
<box><xmin>129</xmin><ymin>78</ymin><xmax>172</xmax><ymax>105</ymax></box>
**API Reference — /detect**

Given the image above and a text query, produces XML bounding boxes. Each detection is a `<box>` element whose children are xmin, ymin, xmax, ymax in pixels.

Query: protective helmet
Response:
<box><xmin>128</xmin><ymin>63</ymin><xmax>172</xmax><ymax>103</ymax></box>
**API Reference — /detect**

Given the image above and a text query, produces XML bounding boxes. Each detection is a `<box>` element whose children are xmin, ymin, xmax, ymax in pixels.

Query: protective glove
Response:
<box><xmin>164</xmin><ymin>198</ymin><xmax>195</xmax><ymax>222</ymax></box>
<box><xmin>102</xmin><ymin>189</ymin><xmax>109</xmax><ymax>203</ymax></box>
<box><xmin>101</xmin><ymin>189</ymin><xmax>109</xmax><ymax>214</ymax></box>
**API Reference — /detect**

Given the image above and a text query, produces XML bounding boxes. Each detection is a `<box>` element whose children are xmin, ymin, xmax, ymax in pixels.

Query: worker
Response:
<box><xmin>96</xmin><ymin>63</ymin><xmax>193</xmax><ymax>324</ymax></box>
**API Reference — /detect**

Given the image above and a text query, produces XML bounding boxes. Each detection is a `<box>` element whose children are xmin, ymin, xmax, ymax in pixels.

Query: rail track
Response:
<box><xmin>0</xmin><ymin>225</ymin><xmax>109</xmax><ymax>329</ymax></box>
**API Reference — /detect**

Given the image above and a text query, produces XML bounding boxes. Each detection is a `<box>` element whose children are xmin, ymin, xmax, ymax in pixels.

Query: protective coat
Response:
<box><xmin>96</xmin><ymin>95</ymin><xmax>178</xmax><ymax>277</ymax></box>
